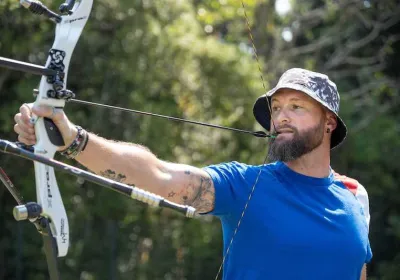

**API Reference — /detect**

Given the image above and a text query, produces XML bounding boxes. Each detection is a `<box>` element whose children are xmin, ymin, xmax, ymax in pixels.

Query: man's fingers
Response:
<box><xmin>14</xmin><ymin>124</ymin><xmax>36</xmax><ymax>142</ymax></box>
<box><xmin>17</xmin><ymin>134</ymin><xmax>36</xmax><ymax>146</ymax></box>
<box><xmin>14</xmin><ymin>104</ymin><xmax>36</xmax><ymax>145</ymax></box>
<box><xmin>14</xmin><ymin>113</ymin><xmax>34</xmax><ymax>133</ymax></box>
<box><xmin>17</xmin><ymin>103</ymin><xmax>35</xmax><ymax>128</ymax></box>
<box><xmin>19</xmin><ymin>103</ymin><xmax>33</xmax><ymax>117</ymax></box>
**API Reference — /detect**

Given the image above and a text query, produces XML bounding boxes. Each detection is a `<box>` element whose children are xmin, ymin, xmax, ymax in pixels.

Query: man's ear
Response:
<box><xmin>325</xmin><ymin>111</ymin><xmax>337</xmax><ymax>132</ymax></box>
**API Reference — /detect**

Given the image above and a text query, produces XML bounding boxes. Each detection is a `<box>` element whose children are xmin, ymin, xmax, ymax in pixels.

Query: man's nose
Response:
<box><xmin>273</xmin><ymin>108</ymin><xmax>291</xmax><ymax>125</ymax></box>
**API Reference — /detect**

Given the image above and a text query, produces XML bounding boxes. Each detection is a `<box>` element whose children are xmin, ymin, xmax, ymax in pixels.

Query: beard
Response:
<box><xmin>267</xmin><ymin>120</ymin><xmax>325</xmax><ymax>162</ymax></box>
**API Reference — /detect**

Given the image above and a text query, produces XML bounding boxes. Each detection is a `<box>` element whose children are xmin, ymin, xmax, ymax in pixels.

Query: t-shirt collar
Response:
<box><xmin>275</xmin><ymin>161</ymin><xmax>334</xmax><ymax>186</ymax></box>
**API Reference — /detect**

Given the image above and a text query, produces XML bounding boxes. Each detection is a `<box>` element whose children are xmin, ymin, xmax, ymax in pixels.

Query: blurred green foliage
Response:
<box><xmin>0</xmin><ymin>0</ymin><xmax>399</xmax><ymax>279</ymax></box>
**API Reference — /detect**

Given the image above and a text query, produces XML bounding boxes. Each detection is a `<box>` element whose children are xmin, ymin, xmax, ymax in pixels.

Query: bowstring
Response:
<box><xmin>241</xmin><ymin>1</ymin><xmax>277</xmax><ymax>133</ymax></box>
<box><xmin>214</xmin><ymin>151</ymin><xmax>269</xmax><ymax>280</ymax></box>
<box><xmin>214</xmin><ymin>2</ymin><xmax>276</xmax><ymax>279</ymax></box>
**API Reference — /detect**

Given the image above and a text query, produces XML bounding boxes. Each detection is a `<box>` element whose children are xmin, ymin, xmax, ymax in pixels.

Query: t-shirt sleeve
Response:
<box><xmin>355</xmin><ymin>183</ymin><xmax>371</xmax><ymax>227</ymax></box>
<box><xmin>365</xmin><ymin>241</ymin><xmax>373</xmax><ymax>263</ymax></box>
<box><xmin>202</xmin><ymin>161</ymin><xmax>248</xmax><ymax>216</ymax></box>
<box><xmin>356</xmin><ymin>183</ymin><xmax>373</xmax><ymax>263</ymax></box>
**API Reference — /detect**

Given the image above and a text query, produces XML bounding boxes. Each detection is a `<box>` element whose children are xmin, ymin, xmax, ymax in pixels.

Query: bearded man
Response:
<box><xmin>14</xmin><ymin>68</ymin><xmax>372</xmax><ymax>279</ymax></box>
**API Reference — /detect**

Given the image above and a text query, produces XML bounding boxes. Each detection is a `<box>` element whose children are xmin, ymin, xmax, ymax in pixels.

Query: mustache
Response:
<box><xmin>272</xmin><ymin>124</ymin><xmax>298</xmax><ymax>134</ymax></box>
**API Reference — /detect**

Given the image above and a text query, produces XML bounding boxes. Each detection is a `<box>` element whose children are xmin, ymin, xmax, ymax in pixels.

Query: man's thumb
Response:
<box><xmin>31</xmin><ymin>105</ymin><xmax>61</xmax><ymax>120</ymax></box>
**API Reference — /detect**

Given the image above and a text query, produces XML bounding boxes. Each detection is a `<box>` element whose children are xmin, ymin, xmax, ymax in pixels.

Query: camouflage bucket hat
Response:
<box><xmin>253</xmin><ymin>68</ymin><xmax>347</xmax><ymax>149</ymax></box>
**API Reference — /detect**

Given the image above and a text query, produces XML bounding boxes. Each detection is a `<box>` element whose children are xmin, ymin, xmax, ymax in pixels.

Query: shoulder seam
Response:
<box><xmin>333</xmin><ymin>171</ymin><xmax>359</xmax><ymax>195</ymax></box>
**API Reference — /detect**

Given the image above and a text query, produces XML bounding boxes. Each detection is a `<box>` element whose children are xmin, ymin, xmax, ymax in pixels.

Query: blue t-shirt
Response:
<box><xmin>203</xmin><ymin>161</ymin><xmax>372</xmax><ymax>280</ymax></box>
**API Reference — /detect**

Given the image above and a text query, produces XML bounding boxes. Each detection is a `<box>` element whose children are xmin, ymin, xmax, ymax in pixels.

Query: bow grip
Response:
<box><xmin>43</xmin><ymin>117</ymin><xmax>65</xmax><ymax>147</ymax></box>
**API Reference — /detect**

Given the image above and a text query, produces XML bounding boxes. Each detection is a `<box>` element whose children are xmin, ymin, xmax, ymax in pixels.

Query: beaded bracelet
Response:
<box><xmin>59</xmin><ymin>126</ymin><xmax>89</xmax><ymax>159</ymax></box>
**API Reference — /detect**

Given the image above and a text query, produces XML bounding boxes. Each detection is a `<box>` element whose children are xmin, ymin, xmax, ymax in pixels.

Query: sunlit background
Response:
<box><xmin>0</xmin><ymin>0</ymin><xmax>399</xmax><ymax>279</ymax></box>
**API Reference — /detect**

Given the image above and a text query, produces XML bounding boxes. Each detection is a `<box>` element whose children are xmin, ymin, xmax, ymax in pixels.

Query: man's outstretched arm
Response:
<box><xmin>76</xmin><ymin>133</ymin><xmax>216</xmax><ymax>213</ymax></box>
<box><xmin>14</xmin><ymin>104</ymin><xmax>216</xmax><ymax>213</ymax></box>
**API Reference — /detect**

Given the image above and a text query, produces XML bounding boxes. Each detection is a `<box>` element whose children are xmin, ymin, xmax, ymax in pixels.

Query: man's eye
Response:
<box><xmin>272</xmin><ymin>106</ymin><xmax>280</xmax><ymax>111</ymax></box>
<box><xmin>292</xmin><ymin>104</ymin><xmax>301</xmax><ymax>109</ymax></box>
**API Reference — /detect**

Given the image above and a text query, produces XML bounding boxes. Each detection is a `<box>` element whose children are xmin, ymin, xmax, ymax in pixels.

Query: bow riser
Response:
<box><xmin>33</xmin><ymin>0</ymin><xmax>93</xmax><ymax>258</ymax></box>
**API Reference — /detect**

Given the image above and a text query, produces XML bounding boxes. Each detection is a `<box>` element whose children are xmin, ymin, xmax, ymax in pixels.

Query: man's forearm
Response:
<box><xmin>71</xmin><ymin>132</ymin><xmax>216</xmax><ymax>212</ymax></box>
<box><xmin>75</xmin><ymin>133</ymin><xmax>166</xmax><ymax>194</ymax></box>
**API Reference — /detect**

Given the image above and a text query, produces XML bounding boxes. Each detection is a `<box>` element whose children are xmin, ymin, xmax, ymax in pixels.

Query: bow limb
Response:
<box><xmin>32</xmin><ymin>0</ymin><xmax>93</xmax><ymax>259</ymax></box>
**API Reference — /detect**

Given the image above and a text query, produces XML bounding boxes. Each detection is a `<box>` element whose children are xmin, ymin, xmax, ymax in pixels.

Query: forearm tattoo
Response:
<box><xmin>99</xmin><ymin>168</ymin><xmax>214</xmax><ymax>213</ymax></box>
<box><xmin>99</xmin><ymin>169</ymin><xmax>127</xmax><ymax>183</ymax></box>
<box><xmin>168</xmin><ymin>191</ymin><xmax>176</xmax><ymax>197</ymax></box>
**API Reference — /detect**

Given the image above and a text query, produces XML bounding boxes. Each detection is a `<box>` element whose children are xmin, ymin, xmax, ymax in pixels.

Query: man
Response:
<box><xmin>14</xmin><ymin>68</ymin><xmax>372</xmax><ymax>279</ymax></box>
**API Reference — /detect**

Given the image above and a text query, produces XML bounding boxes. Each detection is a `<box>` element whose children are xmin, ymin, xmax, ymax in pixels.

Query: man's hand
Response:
<box><xmin>13</xmin><ymin>103</ymin><xmax>77</xmax><ymax>150</ymax></box>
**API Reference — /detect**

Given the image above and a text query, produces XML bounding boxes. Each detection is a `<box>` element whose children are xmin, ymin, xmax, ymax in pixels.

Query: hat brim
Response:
<box><xmin>253</xmin><ymin>90</ymin><xmax>347</xmax><ymax>149</ymax></box>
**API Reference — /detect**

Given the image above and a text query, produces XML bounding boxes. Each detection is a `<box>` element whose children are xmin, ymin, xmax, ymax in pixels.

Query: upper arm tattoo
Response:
<box><xmin>181</xmin><ymin>170</ymin><xmax>215</xmax><ymax>213</ymax></box>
